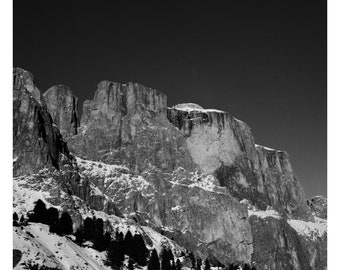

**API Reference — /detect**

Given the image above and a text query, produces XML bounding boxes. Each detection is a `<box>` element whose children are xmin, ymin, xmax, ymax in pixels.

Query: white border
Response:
<box><xmin>0</xmin><ymin>0</ymin><xmax>13</xmax><ymax>268</ymax></box>
<box><xmin>2</xmin><ymin>0</ymin><xmax>337</xmax><ymax>269</ymax></box>
<box><xmin>328</xmin><ymin>0</ymin><xmax>339</xmax><ymax>269</ymax></box>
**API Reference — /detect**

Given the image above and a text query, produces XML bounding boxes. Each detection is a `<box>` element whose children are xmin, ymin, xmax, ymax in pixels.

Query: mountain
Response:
<box><xmin>13</xmin><ymin>67</ymin><xmax>327</xmax><ymax>270</ymax></box>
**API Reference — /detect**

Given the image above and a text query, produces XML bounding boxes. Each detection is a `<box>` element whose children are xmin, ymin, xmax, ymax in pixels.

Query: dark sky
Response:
<box><xmin>13</xmin><ymin>0</ymin><xmax>327</xmax><ymax>198</ymax></box>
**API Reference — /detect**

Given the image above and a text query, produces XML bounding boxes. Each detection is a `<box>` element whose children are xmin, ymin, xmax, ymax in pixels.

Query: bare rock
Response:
<box><xmin>307</xmin><ymin>195</ymin><xmax>327</xmax><ymax>219</ymax></box>
<box><xmin>167</xmin><ymin>105</ymin><xmax>312</xmax><ymax>221</ymax></box>
<box><xmin>43</xmin><ymin>85</ymin><xmax>79</xmax><ymax>138</ymax></box>
<box><xmin>13</xmin><ymin>68</ymin><xmax>70</xmax><ymax>175</ymax></box>
<box><xmin>249</xmin><ymin>215</ymin><xmax>326</xmax><ymax>270</ymax></box>
<box><xmin>13</xmin><ymin>68</ymin><xmax>120</xmax><ymax>216</ymax></box>
<box><xmin>77</xmin><ymin>158</ymin><xmax>254</xmax><ymax>264</ymax></box>
<box><xmin>68</xmin><ymin>81</ymin><xmax>195</xmax><ymax>172</ymax></box>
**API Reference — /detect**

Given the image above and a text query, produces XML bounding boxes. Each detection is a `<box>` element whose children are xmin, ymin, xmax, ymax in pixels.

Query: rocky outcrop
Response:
<box><xmin>307</xmin><ymin>195</ymin><xmax>327</xmax><ymax>219</ymax></box>
<box><xmin>77</xmin><ymin>157</ymin><xmax>253</xmax><ymax>264</ymax></box>
<box><xmin>13</xmin><ymin>68</ymin><xmax>71</xmax><ymax>176</ymax></box>
<box><xmin>43</xmin><ymin>85</ymin><xmax>79</xmax><ymax>138</ymax></box>
<box><xmin>249</xmin><ymin>214</ymin><xmax>326</xmax><ymax>270</ymax></box>
<box><xmin>13</xmin><ymin>68</ymin><xmax>119</xmax><ymax>217</ymax></box>
<box><xmin>255</xmin><ymin>145</ymin><xmax>312</xmax><ymax>221</ymax></box>
<box><xmin>13</xmin><ymin>69</ymin><xmax>326</xmax><ymax>269</ymax></box>
<box><xmin>167</xmin><ymin>104</ymin><xmax>312</xmax><ymax>221</ymax></box>
<box><xmin>67</xmin><ymin>81</ymin><xmax>196</xmax><ymax>173</ymax></box>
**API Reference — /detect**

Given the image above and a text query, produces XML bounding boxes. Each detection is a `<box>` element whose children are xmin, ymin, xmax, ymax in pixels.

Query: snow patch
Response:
<box><xmin>173</xmin><ymin>106</ymin><xmax>225</xmax><ymax>114</ymax></box>
<box><xmin>255</xmin><ymin>144</ymin><xmax>277</xmax><ymax>152</ymax></box>
<box><xmin>248</xmin><ymin>208</ymin><xmax>281</xmax><ymax>219</ymax></box>
<box><xmin>13</xmin><ymin>223</ymin><xmax>110</xmax><ymax>270</ymax></box>
<box><xmin>171</xmin><ymin>206</ymin><xmax>182</xmax><ymax>211</ymax></box>
<box><xmin>288</xmin><ymin>218</ymin><xmax>327</xmax><ymax>240</ymax></box>
<box><xmin>244</xmin><ymin>202</ymin><xmax>281</xmax><ymax>219</ymax></box>
<box><xmin>13</xmin><ymin>175</ymin><xmax>61</xmax><ymax>216</ymax></box>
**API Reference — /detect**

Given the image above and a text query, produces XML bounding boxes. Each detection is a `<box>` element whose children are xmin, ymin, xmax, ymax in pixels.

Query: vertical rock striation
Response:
<box><xmin>68</xmin><ymin>81</ymin><xmax>196</xmax><ymax>172</ymax></box>
<box><xmin>13</xmin><ymin>68</ymin><xmax>70</xmax><ymax>175</ymax></box>
<box><xmin>68</xmin><ymin>83</ymin><xmax>255</xmax><ymax>264</ymax></box>
<box><xmin>43</xmin><ymin>85</ymin><xmax>79</xmax><ymax>138</ymax></box>
<box><xmin>14</xmin><ymin>69</ymin><xmax>326</xmax><ymax>269</ymax></box>
<box><xmin>13</xmin><ymin>68</ymin><xmax>120</xmax><ymax>216</ymax></box>
<box><xmin>167</xmin><ymin>103</ymin><xmax>312</xmax><ymax>221</ymax></box>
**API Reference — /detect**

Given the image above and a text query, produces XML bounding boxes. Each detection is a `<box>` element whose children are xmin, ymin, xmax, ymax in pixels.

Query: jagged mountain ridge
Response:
<box><xmin>13</xmin><ymin>67</ymin><xmax>327</xmax><ymax>270</ymax></box>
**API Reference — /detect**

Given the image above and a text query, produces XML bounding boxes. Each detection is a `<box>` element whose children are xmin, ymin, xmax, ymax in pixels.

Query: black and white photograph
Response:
<box><xmin>3</xmin><ymin>0</ymin><xmax>337</xmax><ymax>269</ymax></box>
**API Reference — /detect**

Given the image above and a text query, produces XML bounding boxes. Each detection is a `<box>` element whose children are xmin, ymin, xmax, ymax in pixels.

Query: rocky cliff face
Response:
<box><xmin>76</xmin><ymin>157</ymin><xmax>253</xmax><ymax>263</ymax></box>
<box><xmin>13</xmin><ymin>68</ymin><xmax>120</xmax><ymax>217</ymax></box>
<box><xmin>43</xmin><ymin>85</ymin><xmax>79</xmax><ymax>138</ymax></box>
<box><xmin>66</xmin><ymin>82</ymin><xmax>254</xmax><ymax>264</ymax></box>
<box><xmin>167</xmin><ymin>104</ymin><xmax>312</xmax><ymax>221</ymax></box>
<box><xmin>248</xmin><ymin>211</ymin><xmax>326</xmax><ymax>270</ymax></box>
<box><xmin>13</xmin><ymin>68</ymin><xmax>327</xmax><ymax>270</ymax></box>
<box><xmin>307</xmin><ymin>195</ymin><xmax>327</xmax><ymax>219</ymax></box>
<box><xmin>13</xmin><ymin>68</ymin><xmax>71</xmax><ymax>175</ymax></box>
<box><xmin>67</xmin><ymin>80</ymin><xmax>196</xmax><ymax>172</ymax></box>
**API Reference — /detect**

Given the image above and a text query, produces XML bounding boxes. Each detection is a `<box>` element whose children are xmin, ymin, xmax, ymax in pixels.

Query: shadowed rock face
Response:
<box><xmin>13</xmin><ymin>68</ymin><xmax>71</xmax><ymax>175</ymax></box>
<box><xmin>44</xmin><ymin>85</ymin><xmax>79</xmax><ymax>138</ymax></box>
<box><xmin>13</xmin><ymin>68</ymin><xmax>120</xmax><ymax>216</ymax></box>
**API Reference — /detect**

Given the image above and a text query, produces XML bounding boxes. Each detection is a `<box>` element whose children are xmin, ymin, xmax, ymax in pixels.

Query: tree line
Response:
<box><xmin>13</xmin><ymin>200</ymin><xmax>258</xmax><ymax>270</ymax></box>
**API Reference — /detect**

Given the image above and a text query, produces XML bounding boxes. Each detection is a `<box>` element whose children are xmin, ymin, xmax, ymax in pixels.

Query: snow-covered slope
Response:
<box><xmin>13</xmin><ymin>169</ymin><xmax>186</xmax><ymax>269</ymax></box>
<box><xmin>14</xmin><ymin>224</ymin><xmax>110</xmax><ymax>270</ymax></box>
<box><xmin>287</xmin><ymin>217</ymin><xmax>327</xmax><ymax>241</ymax></box>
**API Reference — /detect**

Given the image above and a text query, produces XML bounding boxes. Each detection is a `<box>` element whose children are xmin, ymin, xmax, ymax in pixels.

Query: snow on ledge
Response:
<box><xmin>287</xmin><ymin>218</ymin><xmax>327</xmax><ymax>240</ymax></box>
<box><xmin>241</xmin><ymin>199</ymin><xmax>281</xmax><ymax>219</ymax></box>
<box><xmin>248</xmin><ymin>208</ymin><xmax>281</xmax><ymax>219</ymax></box>
<box><xmin>171</xmin><ymin>103</ymin><xmax>225</xmax><ymax>114</ymax></box>
<box><xmin>255</xmin><ymin>144</ymin><xmax>277</xmax><ymax>152</ymax></box>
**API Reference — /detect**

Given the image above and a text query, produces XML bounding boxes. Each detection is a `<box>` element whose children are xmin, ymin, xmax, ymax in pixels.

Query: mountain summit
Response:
<box><xmin>13</xmin><ymin>67</ymin><xmax>327</xmax><ymax>270</ymax></box>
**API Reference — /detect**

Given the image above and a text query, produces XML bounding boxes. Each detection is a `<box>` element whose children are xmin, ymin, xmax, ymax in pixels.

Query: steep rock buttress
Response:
<box><xmin>26</xmin><ymin>71</ymin><xmax>326</xmax><ymax>269</ymax></box>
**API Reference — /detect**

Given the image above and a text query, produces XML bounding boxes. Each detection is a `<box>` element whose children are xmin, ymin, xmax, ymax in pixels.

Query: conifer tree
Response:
<box><xmin>175</xmin><ymin>258</ymin><xmax>182</xmax><ymax>270</ymax></box>
<box><xmin>124</xmin><ymin>230</ymin><xmax>133</xmax><ymax>256</ymax></box>
<box><xmin>94</xmin><ymin>218</ymin><xmax>104</xmax><ymax>236</ymax></box>
<box><xmin>84</xmin><ymin>217</ymin><xmax>94</xmax><ymax>241</ymax></box>
<box><xmin>204</xmin><ymin>259</ymin><xmax>210</xmax><ymax>270</ymax></box>
<box><xmin>13</xmin><ymin>212</ymin><xmax>19</xmax><ymax>226</ymax></box>
<box><xmin>75</xmin><ymin>226</ymin><xmax>85</xmax><ymax>244</ymax></box>
<box><xmin>103</xmin><ymin>231</ymin><xmax>112</xmax><ymax>250</ymax></box>
<box><xmin>115</xmin><ymin>230</ymin><xmax>124</xmax><ymax>243</ymax></box>
<box><xmin>93</xmin><ymin>218</ymin><xmax>105</xmax><ymax>251</ymax></box>
<box><xmin>161</xmin><ymin>248</ymin><xmax>172</xmax><ymax>270</ymax></box>
<box><xmin>128</xmin><ymin>258</ymin><xmax>134</xmax><ymax>270</ymax></box>
<box><xmin>148</xmin><ymin>249</ymin><xmax>160</xmax><ymax>270</ymax></box>
<box><xmin>46</xmin><ymin>207</ymin><xmax>59</xmax><ymax>227</ymax></box>
<box><xmin>59</xmin><ymin>212</ymin><xmax>73</xmax><ymax>235</ymax></box>
<box><xmin>106</xmin><ymin>240</ymin><xmax>124</xmax><ymax>269</ymax></box>
<box><xmin>196</xmin><ymin>258</ymin><xmax>202</xmax><ymax>270</ymax></box>
<box><xmin>31</xmin><ymin>199</ymin><xmax>47</xmax><ymax>224</ymax></box>
<box><xmin>171</xmin><ymin>261</ymin><xmax>176</xmax><ymax>270</ymax></box>
<box><xmin>131</xmin><ymin>233</ymin><xmax>148</xmax><ymax>266</ymax></box>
